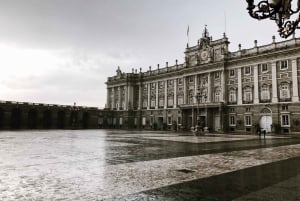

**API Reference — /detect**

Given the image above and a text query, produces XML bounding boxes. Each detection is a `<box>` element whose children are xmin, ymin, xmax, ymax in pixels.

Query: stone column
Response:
<box><xmin>271</xmin><ymin>62</ymin><xmax>278</xmax><ymax>103</ymax></box>
<box><xmin>119</xmin><ymin>86</ymin><xmax>129</xmax><ymax>110</ymax></box>
<box><xmin>106</xmin><ymin>87</ymin><xmax>110</xmax><ymax>109</ymax></box>
<box><xmin>111</xmin><ymin>88</ymin><xmax>115</xmax><ymax>110</ymax></box>
<box><xmin>138</xmin><ymin>84</ymin><xmax>142</xmax><ymax>110</ymax></box>
<box><xmin>292</xmin><ymin>59</ymin><xmax>299</xmax><ymax>102</ymax></box>
<box><xmin>221</xmin><ymin>71</ymin><xmax>225</xmax><ymax>102</ymax></box>
<box><xmin>253</xmin><ymin>65</ymin><xmax>259</xmax><ymax>104</ymax></box>
<box><xmin>174</xmin><ymin>79</ymin><xmax>177</xmax><ymax>108</ymax></box>
<box><xmin>147</xmin><ymin>83</ymin><xmax>150</xmax><ymax>110</ymax></box>
<box><xmin>125</xmin><ymin>85</ymin><xmax>128</xmax><ymax>110</ymax></box>
<box><xmin>194</xmin><ymin>74</ymin><xmax>197</xmax><ymax>103</ymax></box>
<box><xmin>207</xmin><ymin>73</ymin><xmax>211</xmax><ymax>102</ymax></box>
<box><xmin>183</xmin><ymin>77</ymin><xmax>187</xmax><ymax>104</ymax></box>
<box><xmin>238</xmin><ymin>68</ymin><xmax>243</xmax><ymax>105</ymax></box>
<box><xmin>156</xmin><ymin>82</ymin><xmax>159</xmax><ymax>109</ymax></box>
<box><xmin>164</xmin><ymin>81</ymin><xmax>167</xmax><ymax>109</ymax></box>
<box><xmin>118</xmin><ymin>87</ymin><xmax>121</xmax><ymax>110</ymax></box>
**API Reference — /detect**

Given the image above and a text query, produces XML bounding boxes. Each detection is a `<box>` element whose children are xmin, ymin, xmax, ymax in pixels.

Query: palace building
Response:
<box><xmin>104</xmin><ymin>27</ymin><xmax>300</xmax><ymax>134</ymax></box>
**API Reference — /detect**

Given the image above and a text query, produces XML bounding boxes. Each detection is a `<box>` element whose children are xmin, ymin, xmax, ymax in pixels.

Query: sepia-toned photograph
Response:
<box><xmin>0</xmin><ymin>0</ymin><xmax>299</xmax><ymax>200</ymax></box>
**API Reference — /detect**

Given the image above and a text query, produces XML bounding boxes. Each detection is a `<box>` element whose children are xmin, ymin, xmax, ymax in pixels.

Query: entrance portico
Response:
<box><xmin>180</xmin><ymin>102</ymin><xmax>224</xmax><ymax>132</ymax></box>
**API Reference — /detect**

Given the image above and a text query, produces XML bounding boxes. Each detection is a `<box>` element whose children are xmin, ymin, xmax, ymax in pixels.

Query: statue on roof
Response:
<box><xmin>199</xmin><ymin>25</ymin><xmax>211</xmax><ymax>49</ymax></box>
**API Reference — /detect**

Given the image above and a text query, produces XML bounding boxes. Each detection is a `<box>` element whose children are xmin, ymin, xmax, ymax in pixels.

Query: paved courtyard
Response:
<box><xmin>0</xmin><ymin>130</ymin><xmax>299</xmax><ymax>200</ymax></box>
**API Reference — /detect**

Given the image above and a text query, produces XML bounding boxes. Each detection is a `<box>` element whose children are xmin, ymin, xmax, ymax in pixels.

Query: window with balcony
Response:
<box><xmin>260</xmin><ymin>85</ymin><xmax>270</xmax><ymax>102</ymax></box>
<box><xmin>142</xmin><ymin>99</ymin><xmax>147</xmax><ymax>108</ymax></box>
<box><xmin>215</xmin><ymin>89</ymin><xmax>220</xmax><ymax>102</ymax></box>
<box><xmin>167</xmin><ymin>96</ymin><xmax>174</xmax><ymax>107</ymax></box>
<box><xmin>280</xmin><ymin>83</ymin><xmax>290</xmax><ymax>101</ymax></box>
<box><xmin>229</xmin><ymin>88</ymin><xmax>237</xmax><ymax>103</ymax></box>
<box><xmin>150</xmin><ymin>99</ymin><xmax>156</xmax><ymax>108</ymax></box>
<box><xmin>177</xmin><ymin>96</ymin><xmax>183</xmax><ymax>105</ymax></box>
<box><xmin>243</xmin><ymin>87</ymin><xmax>253</xmax><ymax>103</ymax></box>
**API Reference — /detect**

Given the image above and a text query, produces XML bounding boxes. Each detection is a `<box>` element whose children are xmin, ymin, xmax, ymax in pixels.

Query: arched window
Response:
<box><xmin>228</xmin><ymin>88</ymin><xmax>237</xmax><ymax>103</ymax></box>
<box><xmin>261</xmin><ymin>85</ymin><xmax>270</xmax><ymax>101</ymax></box>
<box><xmin>243</xmin><ymin>86</ymin><xmax>253</xmax><ymax>103</ymax></box>
<box><xmin>280</xmin><ymin>83</ymin><xmax>290</xmax><ymax>101</ymax></box>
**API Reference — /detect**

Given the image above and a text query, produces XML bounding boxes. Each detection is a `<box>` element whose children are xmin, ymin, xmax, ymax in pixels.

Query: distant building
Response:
<box><xmin>105</xmin><ymin>27</ymin><xmax>300</xmax><ymax>134</ymax></box>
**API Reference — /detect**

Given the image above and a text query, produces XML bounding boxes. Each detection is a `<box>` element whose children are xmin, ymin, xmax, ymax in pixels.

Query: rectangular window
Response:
<box><xmin>178</xmin><ymin>78</ymin><xmax>183</xmax><ymax>85</ymax></box>
<box><xmin>246</xmin><ymin>107</ymin><xmax>251</xmax><ymax>112</ymax></box>
<box><xmin>280</xmin><ymin>60</ymin><xmax>288</xmax><ymax>70</ymax></box>
<box><xmin>282</xmin><ymin>105</ymin><xmax>288</xmax><ymax>111</ymax></box>
<box><xmin>159</xmin><ymin>99</ymin><xmax>164</xmax><ymax>107</ymax></box>
<box><xmin>151</xmin><ymin>83</ymin><xmax>155</xmax><ymax>89</ymax></box>
<box><xmin>281</xmin><ymin>115</ymin><xmax>290</xmax><ymax>126</ymax></box>
<box><xmin>229</xmin><ymin>115</ymin><xmax>236</xmax><ymax>126</ymax></box>
<box><xmin>168</xmin><ymin>97</ymin><xmax>174</xmax><ymax>107</ymax></box>
<box><xmin>244</xmin><ymin>66</ymin><xmax>251</xmax><ymax>75</ymax></box>
<box><xmin>189</xmin><ymin>76</ymin><xmax>194</xmax><ymax>83</ymax></box>
<box><xmin>142</xmin><ymin>117</ymin><xmax>146</xmax><ymax>126</ymax></box>
<box><xmin>159</xmin><ymin>82</ymin><xmax>164</xmax><ymax>89</ymax></box>
<box><xmin>150</xmin><ymin>116</ymin><xmax>154</xmax><ymax>126</ymax></box>
<box><xmin>261</xmin><ymin>63</ymin><xmax>268</xmax><ymax>72</ymax></box>
<box><xmin>215</xmin><ymin>72</ymin><xmax>220</xmax><ymax>79</ymax></box>
<box><xmin>150</xmin><ymin>99</ymin><xmax>156</xmax><ymax>108</ymax></box>
<box><xmin>167</xmin><ymin>116</ymin><xmax>172</xmax><ymax>125</ymax></box>
<box><xmin>143</xmin><ymin>99</ymin><xmax>148</xmax><ymax>108</ymax></box>
<box><xmin>229</xmin><ymin>69</ymin><xmax>235</xmax><ymax>77</ymax></box>
<box><xmin>177</xmin><ymin>96</ymin><xmax>183</xmax><ymax>105</ymax></box>
<box><xmin>178</xmin><ymin>116</ymin><xmax>182</xmax><ymax>125</ymax></box>
<box><xmin>215</xmin><ymin>92</ymin><xmax>220</xmax><ymax>102</ymax></box>
<box><xmin>119</xmin><ymin>117</ymin><xmax>123</xmax><ymax>125</ymax></box>
<box><xmin>245</xmin><ymin>115</ymin><xmax>252</xmax><ymax>126</ymax></box>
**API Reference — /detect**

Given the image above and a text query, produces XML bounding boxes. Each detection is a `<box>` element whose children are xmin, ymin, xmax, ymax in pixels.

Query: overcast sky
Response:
<box><xmin>0</xmin><ymin>0</ymin><xmax>297</xmax><ymax>108</ymax></box>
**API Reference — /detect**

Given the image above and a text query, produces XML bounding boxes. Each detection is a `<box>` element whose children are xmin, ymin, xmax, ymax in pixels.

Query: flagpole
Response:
<box><xmin>187</xmin><ymin>25</ymin><xmax>189</xmax><ymax>47</ymax></box>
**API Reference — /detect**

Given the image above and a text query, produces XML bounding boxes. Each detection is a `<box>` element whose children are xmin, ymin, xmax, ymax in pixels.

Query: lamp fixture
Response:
<box><xmin>246</xmin><ymin>0</ymin><xmax>300</xmax><ymax>38</ymax></box>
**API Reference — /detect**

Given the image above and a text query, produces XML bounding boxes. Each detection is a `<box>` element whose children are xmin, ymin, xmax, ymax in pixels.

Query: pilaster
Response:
<box><xmin>238</xmin><ymin>68</ymin><xmax>242</xmax><ymax>105</ymax></box>
<box><xmin>253</xmin><ymin>65</ymin><xmax>259</xmax><ymax>104</ymax></box>
<box><xmin>147</xmin><ymin>83</ymin><xmax>150</xmax><ymax>110</ymax></box>
<box><xmin>174</xmin><ymin>79</ymin><xmax>177</xmax><ymax>108</ymax></box>
<box><xmin>292</xmin><ymin>59</ymin><xmax>299</xmax><ymax>102</ymax></box>
<box><xmin>164</xmin><ymin>81</ymin><xmax>167</xmax><ymax>109</ymax></box>
<box><xmin>207</xmin><ymin>73</ymin><xmax>211</xmax><ymax>102</ymax></box>
<box><xmin>156</xmin><ymin>82</ymin><xmax>159</xmax><ymax>109</ymax></box>
<box><xmin>271</xmin><ymin>62</ymin><xmax>278</xmax><ymax>103</ymax></box>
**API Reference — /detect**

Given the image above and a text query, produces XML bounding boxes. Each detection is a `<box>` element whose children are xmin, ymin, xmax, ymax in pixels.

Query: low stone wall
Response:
<box><xmin>0</xmin><ymin>101</ymin><xmax>101</xmax><ymax>130</ymax></box>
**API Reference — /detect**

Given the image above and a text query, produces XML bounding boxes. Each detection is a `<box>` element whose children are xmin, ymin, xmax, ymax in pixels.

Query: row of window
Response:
<box><xmin>229</xmin><ymin>115</ymin><xmax>290</xmax><ymax>126</ymax></box>
<box><xmin>229</xmin><ymin>60</ymin><xmax>289</xmax><ymax>77</ymax></box>
<box><xmin>228</xmin><ymin>83</ymin><xmax>291</xmax><ymax>103</ymax></box>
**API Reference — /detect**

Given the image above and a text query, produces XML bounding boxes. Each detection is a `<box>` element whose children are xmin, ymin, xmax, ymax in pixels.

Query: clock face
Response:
<box><xmin>201</xmin><ymin>50</ymin><xmax>208</xmax><ymax>60</ymax></box>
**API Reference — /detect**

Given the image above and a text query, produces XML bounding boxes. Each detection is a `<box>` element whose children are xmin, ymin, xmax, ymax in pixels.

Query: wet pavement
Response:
<box><xmin>0</xmin><ymin>130</ymin><xmax>299</xmax><ymax>200</ymax></box>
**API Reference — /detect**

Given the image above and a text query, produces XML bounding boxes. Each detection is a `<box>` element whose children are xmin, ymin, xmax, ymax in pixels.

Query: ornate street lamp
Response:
<box><xmin>246</xmin><ymin>0</ymin><xmax>300</xmax><ymax>38</ymax></box>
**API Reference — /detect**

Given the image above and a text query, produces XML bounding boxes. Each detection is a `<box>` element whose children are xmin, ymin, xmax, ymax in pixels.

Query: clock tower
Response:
<box><xmin>184</xmin><ymin>25</ymin><xmax>229</xmax><ymax>67</ymax></box>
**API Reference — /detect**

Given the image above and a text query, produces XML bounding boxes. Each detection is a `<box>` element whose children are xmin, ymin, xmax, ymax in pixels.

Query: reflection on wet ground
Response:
<box><xmin>0</xmin><ymin>130</ymin><xmax>299</xmax><ymax>200</ymax></box>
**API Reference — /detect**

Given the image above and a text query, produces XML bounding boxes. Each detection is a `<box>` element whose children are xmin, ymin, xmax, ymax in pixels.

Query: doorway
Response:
<box><xmin>260</xmin><ymin>116</ymin><xmax>272</xmax><ymax>133</ymax></box>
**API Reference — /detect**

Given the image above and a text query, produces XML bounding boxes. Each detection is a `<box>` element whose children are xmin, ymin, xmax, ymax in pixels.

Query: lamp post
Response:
<box><xmin>246</xmin><ymin>0</ymin><xmax>300</xmax><ymax>38</ymax></box>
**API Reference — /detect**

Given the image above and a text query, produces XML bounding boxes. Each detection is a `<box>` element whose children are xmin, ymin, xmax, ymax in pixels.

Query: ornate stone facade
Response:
<box><xmin>105</xmin><ymin>28</ymin><xmax>300</xmax><ymax>134</ymax></box>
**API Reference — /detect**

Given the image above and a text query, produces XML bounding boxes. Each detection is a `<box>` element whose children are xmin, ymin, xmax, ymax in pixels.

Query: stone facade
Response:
<box><xmin>105</xmin><ymin>28</ymin><xmax>300</xmax><ymax>134</ymax></box>
<box><xmin>0</xmin><ymin>101</ymin><xmax>101</xmax><ymax>130</ymax></box>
